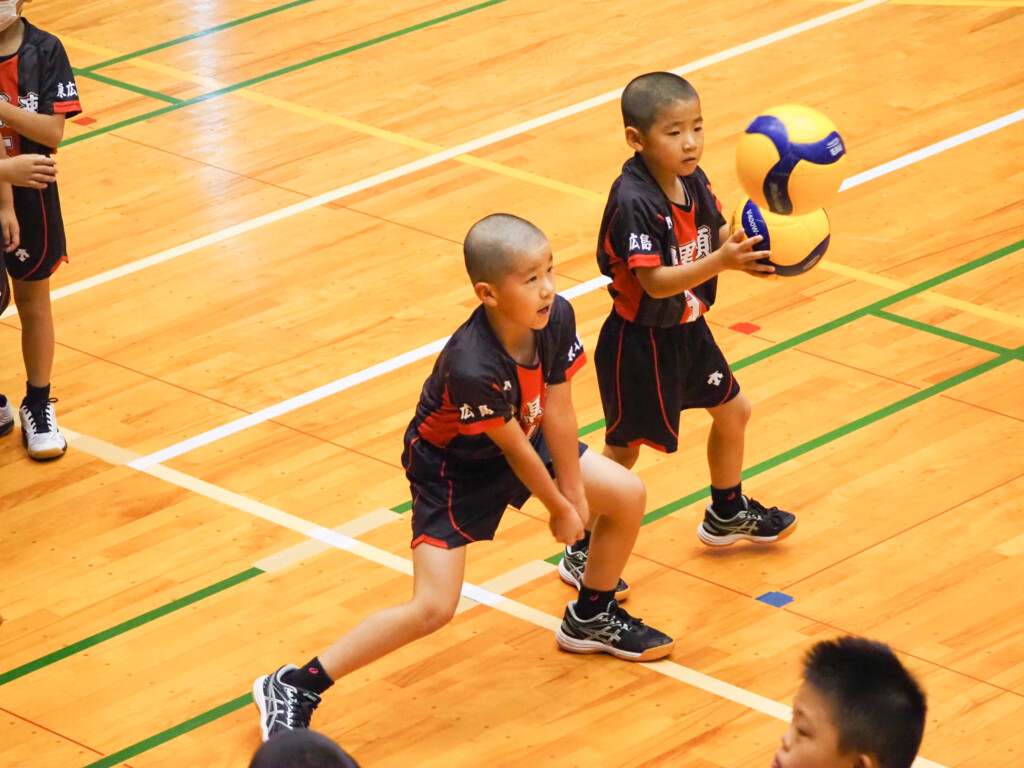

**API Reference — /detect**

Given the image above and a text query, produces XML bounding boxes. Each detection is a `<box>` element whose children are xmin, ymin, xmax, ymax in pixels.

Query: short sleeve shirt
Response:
<box><xmin>408</xmin><ymin>295</ymin><xmax>586</xmax><ymax>467</ymax></box>
<box><xmin>0</xmin><ymin>19</ymin><xmax>82</xmax><ymax>156</ymax></box>
<box><xmin>597</xmin><ymin>155</ymin><xmax>727</xmax><ymax>327</ymax></box>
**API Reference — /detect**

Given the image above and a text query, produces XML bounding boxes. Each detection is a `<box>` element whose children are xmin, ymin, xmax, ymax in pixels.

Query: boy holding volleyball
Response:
<box><xmin>560</xmin><ymin>72</ymin><xmax>796</xmax><ymax>592</ymax></box>
<box><xmin>253</xmin><ymin>214</ymin><xmax>674</xmax><ymax>741</ymax></box>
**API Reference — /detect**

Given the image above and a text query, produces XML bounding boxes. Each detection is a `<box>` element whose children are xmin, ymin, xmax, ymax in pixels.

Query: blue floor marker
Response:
<box><xmin>757</xmin><ymin>591</ymin><xmax>794</xmax><ymax>607</ymax></box>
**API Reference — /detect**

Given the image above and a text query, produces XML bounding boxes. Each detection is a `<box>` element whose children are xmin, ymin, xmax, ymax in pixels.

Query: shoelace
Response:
<box><xmin>743</xmin><ymin>497</ymin><xmax>784</xmax><ymax>522</ymax></box>
<box><xmin>606</xmin><ymin>604</ymin><xmax>646</xmax><ymax>632</ymax></box>
<box><xmin>283</xmin><ymin>687</ymin><xmax>320</xmax><ymax>728</ymax></box>
<box><xmin>24</xmin><ymin>397</ymin><xmax>58</xmax><ymax>434</ymax></box>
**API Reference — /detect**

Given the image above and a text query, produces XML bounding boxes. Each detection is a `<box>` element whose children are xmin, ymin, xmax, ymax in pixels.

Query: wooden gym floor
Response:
<box><xmin>1</xmin><ymin>1</ymin><xmax>1023</xmax><ymax>766</ymax></box>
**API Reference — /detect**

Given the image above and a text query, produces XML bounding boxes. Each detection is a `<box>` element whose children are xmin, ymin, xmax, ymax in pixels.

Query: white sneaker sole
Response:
<box><xmin>555</xmin><ymin>625</ymin><xmax>674</xmax><ymax>661</ymax></box>
<box><xmin>697</xmin><ymin>519</ymin><xmax>798</xmax><ymax>547</ymax></box>
<box><xmin>252</xmin><ymin>675</ymin><xmax>273</xmax><ymax>742</ymax></box>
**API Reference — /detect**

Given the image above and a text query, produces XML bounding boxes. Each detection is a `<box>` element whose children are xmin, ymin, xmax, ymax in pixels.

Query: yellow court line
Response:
<box><xmin>62</xmin><ymin>37</ymin><xmax>602</xmax><ymax>203</ymax></box>
<box><xmin>61</xmin><ymin>39</ymin><xmax>1021</xmax><ymax>330</ymax></box>
<box><xmin>820</xmin><ymin>261</ymin><xmax>1024</xmax><ymax>329</ymax></box>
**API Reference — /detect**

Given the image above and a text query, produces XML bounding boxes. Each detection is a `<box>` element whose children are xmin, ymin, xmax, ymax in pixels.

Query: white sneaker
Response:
<box><xmin>0</xmin><ymin>395</ymin><xmax>13</xmax><ymax>437</ymax></box>
<box><xmin>19</xmin><ymin>399</ymin><xmax>68</xmax><ymax>461</ymax></box>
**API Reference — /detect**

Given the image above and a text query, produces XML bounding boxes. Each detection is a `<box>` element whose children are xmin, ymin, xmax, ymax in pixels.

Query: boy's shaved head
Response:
<box><xmin>464</xmin><ymin>213</ymin><xmax>549</xmax><ymax>284</ymax></box>
<box><xmin>622</xmin><ymin>72</ymin><xmax>699</xmax><ymax>133</ymax></box>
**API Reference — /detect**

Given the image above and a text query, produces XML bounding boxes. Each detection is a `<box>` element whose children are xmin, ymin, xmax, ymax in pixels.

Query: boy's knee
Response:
<box><xmin>411</xmin><ymin>598</ymin><xmax>458</xmax><ymax>636</ymax></box>
<box><xmin>603</xmin><ymin>443</ymin><xmax>640</xmax><ymax>470</ymax></box>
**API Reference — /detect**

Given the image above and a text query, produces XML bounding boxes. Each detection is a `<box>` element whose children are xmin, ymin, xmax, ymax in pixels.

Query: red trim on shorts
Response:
<box><xmin>607</xmin><ymin>322</ymin><xmax>625</xmax><ymax>434</ymax></box>
<box><xmin>648</xmin><ymin>329</ymin><xmax>678</xmax><ymax>439</ymax></box>
<box><xmin>716</xmin><ymin>368</ymin><xmax>736</xmax><ymax>406</ymax></box>
<box><xmin>20</xmin><ymin>190</ymin><xmax>49</xmax><ymax>280</ymax></box>
<box><xmin>411</xmin><ymin>534</ymin><xmax>449</xmax><ymax>549</ymax></box>
<box><xmin>626</xmin><ymin>437</ymin><xmax>671</xmax><ymax>453</ymax></box>
<box><xmin>442</xmin><ymin>460</ymin><xmax>476</xmax><ymax>543</ymax></box>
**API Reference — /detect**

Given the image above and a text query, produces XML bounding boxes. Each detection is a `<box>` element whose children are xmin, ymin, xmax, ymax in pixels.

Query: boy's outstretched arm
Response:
<box><xmin>487</xmin><ymin>418</ymin><xmax>585</xmax><ymax>545</ymax></box>
<box><xmin>0</xmin><ymin>103</ymin><xmax>65</xmax><ymax>149</ymax></box>
<box><xmin>541</xmin><ymin>380</ymin><xmax>589</xmax><ymax>526</ymax></box>
<box><xmin>634</xmin><ymin>230</ymin><xmax>774</xmax><ymax>298</ymax></box>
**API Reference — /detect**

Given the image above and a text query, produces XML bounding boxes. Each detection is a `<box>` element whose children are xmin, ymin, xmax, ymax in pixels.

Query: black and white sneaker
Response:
<box><xmin>253</xmin><ymin>665</ymin><xmax>322</xmax><ymax>742</ymax></box>
<box><xmin>19</xmin><ymin>398</ymin><xmax>67</xmax><ymax>461</ymax></box>
<box><xmin>558</xmin><ymin>545</ymin><xmax>630</xmax><ymax>602</ymax></box>
<box><xmin>697</xmin><ymin>496</ymin><xmax>797</xmax><ymax>546</ymax></box>
<box><xmin>0</xmin><ymin>395</ymin><xmax>13</xmax><ymax>438</ymax></box>
<box><xmin>556</xmin><ymin>600</ymin><xmax>674</xmax><ymax>661</ymax></box>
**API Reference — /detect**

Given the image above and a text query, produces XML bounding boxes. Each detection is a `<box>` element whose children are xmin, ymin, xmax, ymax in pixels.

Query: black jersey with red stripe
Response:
<box><xmin>407</xmin><ymin>294</ymin><xmax>585</xmax><ymax>469</ymax></box>
<box><xmin>597</xmin><ymin>154</ymin><xmax>727</xmax><ymax>327</ymax></box>
<box><xmin>0</xmin><ymin>19</ymin><xmax>81</xmax><ymax>156</ymax></box>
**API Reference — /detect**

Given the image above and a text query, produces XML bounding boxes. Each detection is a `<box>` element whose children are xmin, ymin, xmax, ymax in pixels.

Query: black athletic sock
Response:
<box><xmin>0</xmin><ymin>394</ymin><xmax>7</xmax><ymax>408</ymax></box>
<box><xmin>23</xmin><ymin>382</ymin><xmax>50</xmax><ymax>408</ymax></box>
<box><xmin>568</xmin><ymin>529</ymin><xmax>591</xmax><ymax>553</ymax></box>
<box><xmin>282</xmin><ymin>657</ymin><xmax>334</xmax><ymax>694</ymax></box>
<box><xmin>575</xmin><ymin>586</ymin><xmax>616</xmax><ymax>619</ymax></box>
<box><xmin>710</xmin><ymin>483</ymin><xmax>744</xmax><ymax>519</ymax></box>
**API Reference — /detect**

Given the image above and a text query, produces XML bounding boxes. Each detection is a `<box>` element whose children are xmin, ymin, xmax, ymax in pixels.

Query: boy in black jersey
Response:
<box><xmin>0</xmin><ymin>0</ymin><xmax>80</xmax><ymax>461</ymax></box>
<box><xmin>560</xmin><ymin>73</ymin><xmax>796</xmax><ymax>591</ymax></box>
<box><xmin>253</xmin><ymin>214</ymin><xmax>674</xmax><ymax>741</ymax></box>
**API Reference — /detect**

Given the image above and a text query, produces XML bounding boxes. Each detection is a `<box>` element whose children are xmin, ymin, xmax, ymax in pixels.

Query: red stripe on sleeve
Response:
<box><xmin>459</xmin><ymin>415</ymin><xmax>507</xmax><ymax>435</ymax></box>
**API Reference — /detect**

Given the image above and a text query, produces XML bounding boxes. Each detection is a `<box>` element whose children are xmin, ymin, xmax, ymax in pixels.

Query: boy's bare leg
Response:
<box><xmin>578</xmin><ymin>450</ymin><xmax>644</xmax><ymax>591</ymax></box>
<box><xmin>601</xmin><ymin>442</ymin><xmax>640</xmax><ymax>470</ymax></box>
<box><xmin>319</xmin><ymin>543</ymin><xmax>467</xmax><ymax>680</ymax></box>
<box><xmin>12</xmin><ymin>278</ymin><xmax>54</xmax><ymax>387</ymax></box>
<box><xmin>706</xmin><ymin>392</ymin><xmax>750</xmax><ymax>488</ymax></box>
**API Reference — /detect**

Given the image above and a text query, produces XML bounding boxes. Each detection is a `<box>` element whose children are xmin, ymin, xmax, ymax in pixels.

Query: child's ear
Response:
<box><xmin>852</xmin><ymin>753</ymin><xmax>879</xmax><ymax>768</ymax></box>
<box><xmin>625</xmin><ymin>126</ymin><xmax>645</xmax><ymax>153</ymax></box>
<box><xmin>475</xmin><ymin>280</ymin><xmax>499</xmax><ymax>307</ymax></box>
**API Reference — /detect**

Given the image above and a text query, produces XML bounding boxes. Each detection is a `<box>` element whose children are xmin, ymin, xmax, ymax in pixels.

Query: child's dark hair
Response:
<box><xmin>803</xmin><ymin>637</ymin><xmax>926</xmax><ymax>768</ymax></box>
<box><xmin>463</xmin><ymin>213</ymin><xmax>548</xmax><ymax>284</ymax></box>
<box><xmin>249</xmin><ymin>729</ymin><xmax>361</xmax><ymax>768</ymax></box>
<box><xmin>621</xmin><ymin>72</ymin><xmax>698</xmax><ymax>133</ymax></box>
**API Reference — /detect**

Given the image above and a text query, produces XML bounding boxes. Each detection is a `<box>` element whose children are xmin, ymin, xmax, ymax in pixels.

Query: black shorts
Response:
<box><xmin>595</xmin><ymin>310</ymin><xmax>740</xmax><ymax>453</ymax></box>
<box><xmin>0</xmin><ymin>254</ymin><xmax>9</xmax><ymax>314</ymax></box>
<box><xmin>3</xmin><ymin>185</ymin><xmax>69</xmax><ymax>282</ymax></box>
<box><xmin>403</xmin><ymin>429</ymin><xmax>588</xmax><ymax>549</ymax></box>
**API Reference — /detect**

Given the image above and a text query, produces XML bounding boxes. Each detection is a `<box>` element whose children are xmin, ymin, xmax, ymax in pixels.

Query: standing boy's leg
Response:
<box><xmin>12</xmin><ymin>276</ymin><xmax>66</xmax><ymax>460</ymax></box>
<box><xmin>557</xmin><ymin>450</ymin><xmax>674</xmax><ymax>661</ymax></box>
<box><xmin>699</xmin><ymin>392</ymin><xmax>796</xmax><ymax>546</ymax></box>
<box><xmin>254</xmin><ymin>544</ymin><xmax>466</xmax><ymax>741</ymax></box>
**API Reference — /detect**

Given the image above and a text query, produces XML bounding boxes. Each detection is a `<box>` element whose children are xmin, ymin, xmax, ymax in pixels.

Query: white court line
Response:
<box><xmin>64</xmin><ymin>436</ymin><xmax>938</xmax><ymax>768</ymax></box>
<box><xmin>128</xmin><ymin>104</ymin><xmax>1024</xmax><ymax>469</ymax></box>
<box><xmin>0</xmin><ymin>0</ymin><xmax>888</xmax><ymax>323</ymax></box>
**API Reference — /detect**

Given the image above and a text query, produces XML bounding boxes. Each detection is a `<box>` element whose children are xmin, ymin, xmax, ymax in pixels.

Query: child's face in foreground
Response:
<box><xmin>634</xmin><ymin>97</ymin><xmax>704</xmax><ymax>177</ymax></box>
<box><xmin>492</xmin><ymin>241</ymin><xmax>556</xmax><ymax>331</ymax></box>
<box><xmin>774</xmin><ymin>683</ymin><xmax>862</xmax><ymax>768</ymax></box>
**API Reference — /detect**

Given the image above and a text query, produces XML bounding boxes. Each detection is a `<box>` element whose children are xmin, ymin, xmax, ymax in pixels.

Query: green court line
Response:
<box><xmin>79</xmin><ymin>0</ymin><xmax>323</xmax><ymax>73</ymax></box>
<box><xmin>81</xmin><ymin>693</ymin><xmax>253</xmax><ymax>768</ymax></box>
<box><xmin>872</xmin><ymin>309</ymin><xmax>1014</xmax><ymax>355</ymax></box>
<box><xmin>637</xmin><ymin>348</ymin><xmax>1017</xmax><ymax>527</ymax></box>
<box><xmin>0</xmin><ymin>568</ymin><xmax>262</xmax><ymax>687</ymax></box>
<box><xmin>74</xmin><ymin>70</ymin><xmax>184</xmax><ymax>104</ymax></box>
<box><xmin>13</xmin><ymin>243</ymin><xmax>1018</xmax><ymax>757</ymax></box>
<box><xmin>62</xmin><ymin>0</ymin><xmax>508</xmax><ymax>147</ymax></box>
<box><xmin>574</xmin><ymin>237</ymin><xmax>1024</xmax><ymax>437</ymax></box>
<box><xmin>75</xmin><ymin>353</ymin><xmax>1024</xmax><ymax>765</ymax></box>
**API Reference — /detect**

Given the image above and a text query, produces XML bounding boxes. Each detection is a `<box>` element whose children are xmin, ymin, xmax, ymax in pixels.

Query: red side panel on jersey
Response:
<box><xmin>606</xmin><ymin>228</ymin><xmax>646</xmax><ymax>323</ymax></box>
<box><xmin>417</xmin><ymin>385</ymin><xmax>460</xmax><ymax>447</ymax></box>
<box><xmin>516</xmin><ymin>364</ymin><xmax>546</xmax><ymax>437</ymax></box>
<box><xmin>0</xmin><ymin>55</ymin><xmax>22</xmax><ymax>156</ymax></box>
